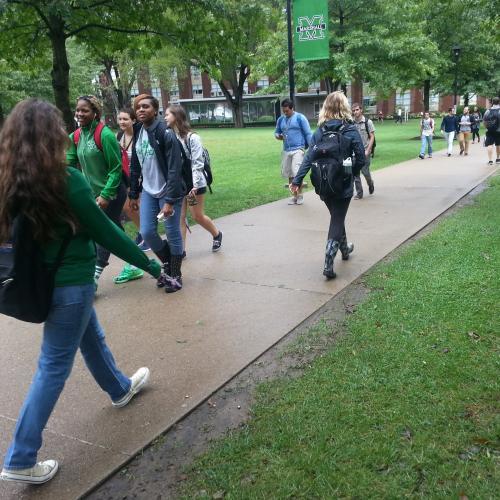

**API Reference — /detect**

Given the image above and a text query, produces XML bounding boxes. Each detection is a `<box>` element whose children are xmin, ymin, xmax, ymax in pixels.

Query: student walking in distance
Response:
<box><xmin>483</xmin><ymin>96</ymin><xmax>500</xmax><ymax>165</ymax></box>
<box><xmin>117</xmin><ymin>108</ymin><xmax>150</xmax><ymax>252</ymax></box>
<box><xmin>351</xmin><ymin>103</ymin><xmax>375</xmax><ymax>198</ymax></box>
<box><xmin>457</xmin><ymin>106</ymin><xmax>475</xmax><ymax>156</ymax></box>
<box><xmin>0</xmin><ymin>99</ymin><xmax>161</xmax><ymax>485</ymax></box>
<box><xmin>128</xmin><ymin>94</ymin><xmax>186</xmax><ymax>293</ymax></box>
<box><xmin>440</xmin><ymin>108</ymin><xmax>458</xmax><ymax>156</ymax></box>
<box><xmin>290</xmin><ymin>91</ymin><xmax>366</xmax><ymax>279</ymax></box>
<box><xmin>418</xmin><ymin>111</ymin><xmax>435</xmax><ymax>159</ymax></box>
<box><xmin>67</xmin><ymin>96</ymin><xmax>143</xmax><ymax>289</ymax></box>
<box><xmin>275</xmin><ymin>98</ymin><xmax>312</xmax><ymax>205</ymax></box>
<box><xmin>471</xmin><ymin>106</ymin><xmax>482</xmax><ymax>144</ymax></box>
<box><xmin>165</xmin><ymin>104</ymin><xmax>222</xmax><ymax>254</ymax></box>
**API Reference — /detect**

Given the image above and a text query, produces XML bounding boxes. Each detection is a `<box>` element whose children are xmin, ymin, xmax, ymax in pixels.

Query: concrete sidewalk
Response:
<box><xmin>0</xmin><ymin>145</ymin><xmax>496</xmax><ymax>499</ymax></box>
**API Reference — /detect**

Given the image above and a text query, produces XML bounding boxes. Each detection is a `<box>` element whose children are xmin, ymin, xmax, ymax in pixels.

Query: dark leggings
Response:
<box><xmin>323</xmin><ymin>196</ymin><xmax>351</xmax><ymax>241</ymax></box>
<box><xmin>96</xmin><ymin>181</ymin><xmax>128</xmax><ymax>268</ymax></box>
<box><xmin>472</xmin><ymin>129</ymin><xmax>480</xmax><ymax>142</ymax></box>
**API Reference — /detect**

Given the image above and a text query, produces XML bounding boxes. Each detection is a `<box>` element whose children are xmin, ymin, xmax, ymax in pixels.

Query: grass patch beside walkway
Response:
<box><xmin>180</xmin><ymin>177</ymin><xmax>499</xmax><ymax>499</ymax></box>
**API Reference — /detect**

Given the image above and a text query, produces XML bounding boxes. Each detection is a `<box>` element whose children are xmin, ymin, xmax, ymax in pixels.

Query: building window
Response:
<box><xmin>243</xmin><ymin>81</ymin><xmax>249</xmax><ymax>95</ymax></box>
<box><xmin>395</xmin><ymin>89</ymin><xmax>411</xmax><ymax>111</ymax></box>
<box><xmin>211</xmin><ymin>80</ymin><xmax>224</xmax><ymax>97</ymax></box>
<box><xmin>256</xmin><ymin>77</ymin><xmax>269</xmax><ymax>90</ymax></box>
<box><xmin>429</xmin><ymin>92</ymin><xmax>440</xmax><ymax>112</ymax></box>
<box><xmin>308</xmin><ymin>81</ymin><xmax>321</xmax><ymax>93</ymax></box>
<box><xmin>191</xmin><ymin>84</ymin><xmax>203</xmax><ymax>96</ymax></box>
<box><xmin>190</xmin><ymin>66</ymin><xmax>201</xmax><ymax>78</ymax></box>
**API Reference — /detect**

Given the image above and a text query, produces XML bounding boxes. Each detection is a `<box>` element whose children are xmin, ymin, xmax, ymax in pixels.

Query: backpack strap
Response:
<box><xmin>73</xmin><ymin>128</ymin><xmax>81</xmax><ymax>146</ymax></box>
<box><xmin>73</xmin><ymin>122</ymin><xmax>104</xmax><ymax>150</ymax></box>
<box><xmin>93</xmin><ymin>122</ymin><xmax>105</xmax><ymax>151</ymax></box>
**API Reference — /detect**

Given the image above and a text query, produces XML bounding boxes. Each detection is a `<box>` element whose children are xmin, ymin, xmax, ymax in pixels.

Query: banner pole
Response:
<box><xmin>286</xmin><ymin>0</ymin><xmax>295</xmax><ymax>102</ymax></box>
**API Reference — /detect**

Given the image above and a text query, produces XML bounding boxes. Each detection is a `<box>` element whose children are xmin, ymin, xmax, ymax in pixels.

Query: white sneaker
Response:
<box><xmin>112</xmin><ymin>367</ymin><xmax>150</xmax><ymax>408</ymax></box>
<box><xmin>296</xmin><ymin>195</ymin><xmax>304</xmax><ymax>205</ymax></box>
<box><xmin>0</xmin><ymin>460</ymin><xmax>59</xmax><ymax>484</ymax></box>
<box><xmin>287</xmin><ymin>196</ymin><xmax>297</xmax><ymax>205</ymax></box>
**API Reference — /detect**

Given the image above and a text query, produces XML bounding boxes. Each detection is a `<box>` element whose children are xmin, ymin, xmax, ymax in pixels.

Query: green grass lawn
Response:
<box><xmin>180</xmin><ymin>177</ymin><xmax>500</xmax><ymax>499</ymax></box>
<box><xmin>198</xmin><ymin>119</ymin><xmax>442</xmax><ymax>219</ymax></box>
<box><xmin>125</xmin><ymin>120</ymin><xmax>443</xmax><ymax>237</ymax></box>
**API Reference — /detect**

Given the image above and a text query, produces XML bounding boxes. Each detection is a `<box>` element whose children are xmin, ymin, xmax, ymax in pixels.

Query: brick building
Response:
<box><xmin>134</xmin><ymin>67</ymin><xmax>488</xmax><ymax>124</ymax></box>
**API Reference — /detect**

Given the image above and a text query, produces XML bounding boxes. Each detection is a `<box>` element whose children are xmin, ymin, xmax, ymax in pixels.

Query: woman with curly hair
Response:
<box><xmin>290</xmin><ymin>91</ymin><xmax>366</xmax><ymax>279</ymax></box>
<box><xmin>0</xmin><ymin>99</ymin><xmax>161</xmax><ymax>484</ymax></box>
<box><xmin>67</xmin><ymin>95</ymin><xmax>144</xmax><ymax>288</ymax></box>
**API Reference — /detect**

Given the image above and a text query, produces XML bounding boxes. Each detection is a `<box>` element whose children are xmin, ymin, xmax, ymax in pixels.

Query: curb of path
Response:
<box><xmin>87</xmin><ymin>173</ymin><xmax>497</xmax><ymax>499</ymax></box>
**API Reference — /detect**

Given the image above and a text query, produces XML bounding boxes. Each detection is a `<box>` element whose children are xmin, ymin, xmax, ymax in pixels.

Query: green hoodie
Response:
<box><xmin>43</xmin><ymin>167</ymin><xmax>160</xmax><ymax>286</ymax></box>
<box><xmin>66</xmin><ymin>120</ymin><xmax>122</xmax><ymax>200</ymax></box>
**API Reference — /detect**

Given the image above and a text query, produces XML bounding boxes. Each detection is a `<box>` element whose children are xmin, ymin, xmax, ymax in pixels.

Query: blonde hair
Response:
<box><xmin>318</xmin><ymin>91</ymin><xmax>352</xmax><ymax>125</ymax></box>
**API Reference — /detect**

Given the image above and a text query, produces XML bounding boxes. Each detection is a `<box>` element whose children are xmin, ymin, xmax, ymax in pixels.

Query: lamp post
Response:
<box><xmin>286</xmin><ymin>0</ymin><xmax>295</xmax><ymax>102</ymax></box>
<box><xmin>452</xmin><ymin>45</ymin><xmax>461</xmax><ymax>108</ymax></box>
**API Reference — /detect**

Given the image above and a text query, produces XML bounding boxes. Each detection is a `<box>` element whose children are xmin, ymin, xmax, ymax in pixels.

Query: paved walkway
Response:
<box><xmin>0</xmin><ymin>144</ymin><xmax>496</xmax><ymax>499</ymax></box>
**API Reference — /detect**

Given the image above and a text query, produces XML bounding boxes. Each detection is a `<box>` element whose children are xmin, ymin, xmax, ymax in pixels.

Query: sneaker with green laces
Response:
<box><xmin>113</xmin><ymin>264</ymin><xmax>144</xmax><ymax>284</ymax></box>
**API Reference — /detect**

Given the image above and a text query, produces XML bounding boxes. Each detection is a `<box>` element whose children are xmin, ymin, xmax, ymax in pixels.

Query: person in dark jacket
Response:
<box><xmin>440</xmin><ymin>108</ymin><xmax>459</xmax><ymax>156</ymax></box>
<box><xmin>291</xmin><ymin>91</ymin><xmax>366</xmax><ymax>279</ymax></box>
<box><xmin>127</xmin><ymin>94</ymin><xmax>186</xmax><ymax>293</ymax></box>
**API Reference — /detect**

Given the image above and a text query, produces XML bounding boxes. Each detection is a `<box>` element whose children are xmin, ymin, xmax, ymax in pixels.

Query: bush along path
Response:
<box><xmin>180</xmin><ymin>177</ymin><xmax>500</xmax><ymax>499</ymax></box>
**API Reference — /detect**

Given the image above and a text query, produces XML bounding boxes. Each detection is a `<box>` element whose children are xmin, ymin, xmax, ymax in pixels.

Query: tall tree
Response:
<box><xmin>0</xmin><ymin>0</ymin><xmax>174</xmax><ymax>129</ymax></box>
<box><xmin>0</xmin><ymin>40</ymin><xmax>99</xmax><ymax>125</ymax></box>
<box><xmin>254</xmin><ymin>0</ymin><xmax>439</xmax><ymax>101</ymax></box>
<box><xmin>176</xmin><ymin>0</ymin><xmax>273</xmax><ymax>128</ymax></box>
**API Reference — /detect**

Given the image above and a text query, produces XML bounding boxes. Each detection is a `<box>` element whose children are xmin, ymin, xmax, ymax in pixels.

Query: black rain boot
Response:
<box><xmin>154</xmin><ymin>241</ymin><xmax>171</xmax><ymax>287</ymax></box>
<box><xmin>323</xmin><ymin>239</ymin><xmax>339</xmax><ymax>279</ymax></box>
<box><xmin>339</xmin><ymin>234</ymin><xmax>354</xmax><ymax>261</ymax></box>
<box><xmin>164</xmin><ymin>254</ymin><xmax>183</xmax><ymax>293</ymax></box>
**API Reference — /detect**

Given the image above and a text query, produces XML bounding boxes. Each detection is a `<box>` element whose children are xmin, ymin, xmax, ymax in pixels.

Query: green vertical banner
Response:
<box><xmin>293</xmin><ymin>0</ymin><xmax>329</xmax><ymax>62</ymax></box>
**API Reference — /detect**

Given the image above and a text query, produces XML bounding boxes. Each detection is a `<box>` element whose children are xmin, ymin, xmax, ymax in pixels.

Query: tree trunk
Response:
<box><xmin>341</xmin><ymin>83</ymin><xmax>347</xmax><ymax>95</ymax></box>
<box><xmin>325</xmin><ymin>77</ymin><xmax>334</xmax><ymax>93</ymax></box>
<box><xmin>463</xmin><ymin>93</ymin><xmax>469</xmax><ymax>106</ymax></box>
<box><xmin>49</xmin><ymin>29</ymin><xmax>74</xmax><ymax>131</ymax></box>
<box><xmin>423</xmin><ymin>79</ymin><xmax>430</xmax><ymax>111</ymax></box>
<box><xmin>0</xmin><ymin>102</ymin><xmax>4</xmax><ymax>128</ymax></box>
<box><xmin>218</xmin><ymin>65</ymin><xmax>247</xmax><ymax>128</ymax></box>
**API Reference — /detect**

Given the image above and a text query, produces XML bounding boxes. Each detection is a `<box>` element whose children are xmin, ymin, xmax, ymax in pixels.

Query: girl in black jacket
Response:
<box><xmin>127</xmin><ymin>94</ymin><xmax>186</xmax><ymax>293</ymax></box>
<box><xmin>291</xmin><ymin>91</ymin><xmax>366</xmax><ymax>279</ymax></box>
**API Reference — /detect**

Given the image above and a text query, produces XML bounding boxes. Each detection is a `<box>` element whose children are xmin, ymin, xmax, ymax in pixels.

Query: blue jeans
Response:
<box><xmin>3</xmin><ymin>285</ymin><xmax>131</xmax><ymax>470</ymax></box>
<box><xmin>420</xmin><ymin>135</ymin><xmax>433</xmax><ymax>156</ymax></box>
<box><xmin>140</xmin><ymin>190</ymin><xmax>183</xmax><ymax>255</ymax></box>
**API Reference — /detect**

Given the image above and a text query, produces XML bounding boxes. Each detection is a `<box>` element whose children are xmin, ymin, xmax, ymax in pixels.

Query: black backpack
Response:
<box><xmin>182</xmin><ymin>134</ymin><xmax>214</xmax><ymax>194</ymax></box>
<box><xmin>484</xmin><ymin>109</ymin><xmax>499</xmax><ymax>132</ymax></box>
<box><xmin>177</xmin><ymin>137</ymin><xmax>195</xmax><ymax>193</ymax></box>
<box><xmin>309</xmin><ymin>125</ymin><xmax>352</xmax><ymax>199</ymax></box>
<box><xmin>0</xmin><ymin>215</ymin><xmax>71</xmax><ymax>323</ymax></box>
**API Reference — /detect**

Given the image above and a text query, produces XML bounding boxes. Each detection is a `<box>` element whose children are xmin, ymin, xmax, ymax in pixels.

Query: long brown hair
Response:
<box><xmin>0</xmin><ymin>99</ymin><xmax>77</xmax><ymax>243</ymax></box>
<box><xmin>167</xmin><ymin>104</ymin><xmax>191</xmax><ymax>139</ymax></box>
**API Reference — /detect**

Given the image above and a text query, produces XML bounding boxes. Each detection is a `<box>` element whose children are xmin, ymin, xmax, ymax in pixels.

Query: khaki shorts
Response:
<box><xmin>458</xmin><ymin>131</ymin><xmax>471</xmax><ymax>142</ymax></box>
<box><xmin>281</xmin><ymin>149</ymin><xmax>304</xmax><ymax>179</ymax></box>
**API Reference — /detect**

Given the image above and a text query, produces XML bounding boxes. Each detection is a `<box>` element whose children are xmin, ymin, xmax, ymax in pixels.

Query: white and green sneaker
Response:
<box><xmin>113</xmin><ymin>264</ymin><xmax>144</xmax><ymax>284</ymax></box>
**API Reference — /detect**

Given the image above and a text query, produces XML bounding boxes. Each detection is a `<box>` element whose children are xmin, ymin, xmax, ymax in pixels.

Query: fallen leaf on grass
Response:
<box><xmin>468</xmin><ymin>331</ymin><xmax>480</xmax><ymax>341</ymax></box>
<box><xmin>481</xmin><ymin>252</ymin><xmax>490</xmax><ymax>260</ymax></box>
<box><xmin>213</xmin><ymin>491</ymin><xmax>225</xmax><ymax>499</ymax></box>
<box><xmin>442</xmin><ymin>348</ymin><xmax>450</xmax><ymax>354</ymax></box>
<box><xmin>207</xmin><ymin>399</ymin><xmax>217</xmax><ymax>408</ymax></box>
